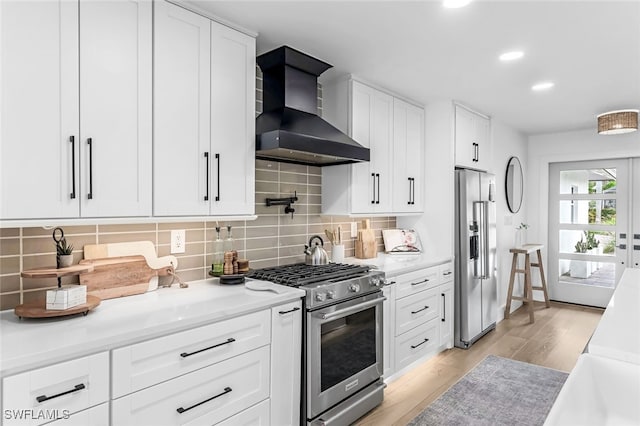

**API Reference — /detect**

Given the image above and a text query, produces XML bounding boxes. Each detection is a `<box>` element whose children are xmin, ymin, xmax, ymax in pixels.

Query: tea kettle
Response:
<box><xmin>304</xmin><ymin>235</ymin><xmax>329</xmax><ymax>265</ymax></box>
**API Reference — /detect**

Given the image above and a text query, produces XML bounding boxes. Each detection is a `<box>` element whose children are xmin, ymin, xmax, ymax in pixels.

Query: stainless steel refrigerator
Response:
<box><xmin>454</xmin><ymin>169</ymin><xmax>498</xmax><ymax>349</ymax></box>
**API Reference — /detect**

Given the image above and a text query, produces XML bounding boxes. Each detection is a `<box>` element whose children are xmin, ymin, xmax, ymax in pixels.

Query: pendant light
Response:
<box><xmin>597</xmin><ymin>110</ymin><xmax>638</xmax><ymax>135</ymax></box>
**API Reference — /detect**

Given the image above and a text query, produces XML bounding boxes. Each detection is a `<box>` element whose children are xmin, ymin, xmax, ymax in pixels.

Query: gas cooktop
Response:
<box><xmin>246</xmin><ymin>263</ymin><xmax>371</xmax><ymax>287</ymax></box>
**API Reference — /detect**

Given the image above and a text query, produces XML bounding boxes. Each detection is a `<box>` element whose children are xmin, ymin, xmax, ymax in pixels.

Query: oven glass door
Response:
<box><xmin>307</xmin><ymin>291</ymin><xmax>384</xmax><ymax>419</ymax></box>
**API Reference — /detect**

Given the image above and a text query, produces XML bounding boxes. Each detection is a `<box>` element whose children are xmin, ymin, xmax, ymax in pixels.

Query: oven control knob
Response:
<box><xmin>315</xmin><ymin>292</ymin><xmax>327</xmax><ymax>302</ymax></box>
<box><xmin>348</xmin><ymin>283</ymin><xmax>361</xmax><ymax>292</ymax></box>
<box><xmin>370</xmin><ymin>276</ymin><xmax>381</xmax><ymax>287</ymax></box>
<box><xmin>326</xmin><ymin>290</ymin><xmax>336</xmax><ymax>299</ymax></box>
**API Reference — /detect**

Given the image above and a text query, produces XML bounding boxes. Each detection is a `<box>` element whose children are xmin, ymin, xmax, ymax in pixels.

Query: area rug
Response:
<box><xmin>407</xmin><ymin>355</ymin><xmax>568</xmax><ymax>426</ymax></box>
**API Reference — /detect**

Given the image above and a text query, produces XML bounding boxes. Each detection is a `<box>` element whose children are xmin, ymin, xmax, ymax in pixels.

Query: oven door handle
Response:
<box><xmin>316</xmin><ymin>297</ymin><xmax>386</xmax><ymax>321</ymax></box>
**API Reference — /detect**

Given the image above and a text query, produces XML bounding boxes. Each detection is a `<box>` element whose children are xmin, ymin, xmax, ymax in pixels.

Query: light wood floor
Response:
<box><xmin>355</xmin><ymin>301</ymin><xmax>603</xmax><ymax>426</ymax></box>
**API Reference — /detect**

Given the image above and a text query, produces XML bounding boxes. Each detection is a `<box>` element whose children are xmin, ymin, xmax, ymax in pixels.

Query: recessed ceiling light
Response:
<box><xmin>443</xmin><ymin>0</ymin><xmax>472</xmax><ymax>9</ymax></box>
<box><xmin>499</xmin><ymin>51</ymin><xmax>524</xmax><ymax>62</ymax></box>
<box><xmin>532</xmin><ymin>82</ymin><xmax>554</xmax><ymax>91</ymax></box>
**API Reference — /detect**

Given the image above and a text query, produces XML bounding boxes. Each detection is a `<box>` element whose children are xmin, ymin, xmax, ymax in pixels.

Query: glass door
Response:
<box><xmin>548</xmin><ymin>159</ymin><xmax>632</xmax><ymax>307</ymax></box>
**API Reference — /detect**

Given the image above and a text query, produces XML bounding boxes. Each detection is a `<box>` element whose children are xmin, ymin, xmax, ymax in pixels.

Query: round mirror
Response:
<box><xmin>505</xmin><ymin>156</ymin><xmax>523</xmax><ymax>213</ymax></box>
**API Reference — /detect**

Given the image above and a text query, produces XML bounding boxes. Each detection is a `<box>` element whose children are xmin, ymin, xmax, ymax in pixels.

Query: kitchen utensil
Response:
<box><xmin>355</xmin><ymin>219</ymin><xmax>376</xmax><ymax>259</ymax></box>
<box><xmin>218</xmin><ymin>274</ymin><xmax>245</xmax><ymax>285</ymax></box>
<box><xmin>14</xmin><ymin>295</ymin><xmax>101</xmax><ymax>319</ymax></box>
<box><xmin>79</xmin><ymin>256</ymin><xmax>173</xmax><ymax>300</ymax></box>
<box><xmin>244</xmin><ymin>280</ymin><xmax>288</xmax><ymax>294</ymax></box>
<box><xmin>305</xmin><ymin>235</ymin><xmax>329</xmax><ymax>265</ymax></box>
<box><xmin>331</xmin><ymin>244</ymin><xmax>345</xmax><ymax>263</ymax></box>
<box><xmin>83</xmin><ymin>241</ymin><xmax>177</xmax><ymax>291</ymax></box>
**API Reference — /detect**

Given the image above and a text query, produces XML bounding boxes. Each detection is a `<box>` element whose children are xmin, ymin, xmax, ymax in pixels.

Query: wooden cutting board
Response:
<box><xmin>83</xmin><ymin>241</ymin><xmax>178</xmax><ymax>270</ymax></box>
<box><xmin>79</xmin><ymin>256</ymin><xmax>172</xmax><ymax>300</ymax></box>
<box><xmin>355</xmin><ymin>219</ymin><xmax>377</xmax><ymax>259</ymax></box>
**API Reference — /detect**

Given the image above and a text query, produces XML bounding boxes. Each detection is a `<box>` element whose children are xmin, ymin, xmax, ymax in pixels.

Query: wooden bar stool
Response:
<box><xmin>505</xmin><ymin>244</ymin><xmax>551</xmax><ymax>323</ymax></box>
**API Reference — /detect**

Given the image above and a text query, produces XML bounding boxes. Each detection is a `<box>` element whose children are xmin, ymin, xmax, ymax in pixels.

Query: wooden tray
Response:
<box><xmin>209</xmin><ymin>271</ymin><xmax>245</xmax><ymax>285</ymax></box>
<box><xmin>14</xmin><ymin>295</ymin><xmax>101</xmax><ymax>319</ymax></box>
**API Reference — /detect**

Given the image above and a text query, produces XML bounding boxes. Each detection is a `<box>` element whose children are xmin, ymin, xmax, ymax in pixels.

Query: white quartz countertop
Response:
<box><xmin>0</xmin><ymin>278</ymin><xmax>304</xmax><ymax>378</ymax></box>
<box><xmin>345</xmin><ymin>253</ymin><xmax>452</xmax><ymax>278</ymax></box>
<box><xmin>587</xmin><ymin>267</ymin><xmax>640</xmax><ymax>364</ymax></box>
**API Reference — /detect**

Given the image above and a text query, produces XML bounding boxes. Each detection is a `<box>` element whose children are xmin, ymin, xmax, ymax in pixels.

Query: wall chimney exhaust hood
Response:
<box><xmin>255</xmin><ymin>46</ymin><xmax>370</xmax><ymax>167</ymax></box>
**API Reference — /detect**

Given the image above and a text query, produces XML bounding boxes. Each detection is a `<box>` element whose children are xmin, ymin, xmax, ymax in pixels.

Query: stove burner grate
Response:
<box><xmin>246</xmin><ymin>263</ymin><xmax>370</xmax><ymax>287</ymax></box>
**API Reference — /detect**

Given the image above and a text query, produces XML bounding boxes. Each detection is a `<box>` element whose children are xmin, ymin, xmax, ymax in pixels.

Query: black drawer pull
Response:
<box><xmin>411</xmin><ymin>338</ymin><xmax>429</xmax><ymax>349</ymax></box>
<box><xmin>180</xmin><ymin>338</ymin><xmax>235</xmax><ymax>358</ymax></box>
<box><xmin>279</xmin><ymin>306</ymin><xmax>300</xmax><ymax>315</ymax></box>
<box><xmin>442</xmin><ymin>271</ymin><xmax>452</xmax><ymax>276</ymax></box>
<box><xmin>411</xmin><ymin>305</ymin><xmax>429</xmax><ymax>314</ymax></box>
<box><xmin>176</xmin><ymin>387</ymin><xmax>232</xmax><ymax>414</ymax></box>
<box><xmin>36</xmin><ymin>384</ymin><xmax>85</xmax><ymax>403</ymax></box>
<box><xmin>411</xmin><ymin>278</ymin><xmax>430</xmax><ymax>286</ymax></box>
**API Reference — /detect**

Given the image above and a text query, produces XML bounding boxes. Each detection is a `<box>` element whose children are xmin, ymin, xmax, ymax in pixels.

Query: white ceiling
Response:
<box><xmin>189</xmin><ymin>0</ymin><xmax>640</xmax><ymax>136</ymax></box>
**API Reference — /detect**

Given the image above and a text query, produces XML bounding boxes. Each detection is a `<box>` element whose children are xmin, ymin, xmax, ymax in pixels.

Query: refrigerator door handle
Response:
<box><xmin>474</xmin><ymin>201</ymin><xmax>490</xmax><ymax>279</ymax></box>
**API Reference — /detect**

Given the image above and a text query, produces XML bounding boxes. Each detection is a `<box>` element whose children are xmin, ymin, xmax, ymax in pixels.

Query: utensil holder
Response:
<box><xmin>331</xmin><ymin>245</ymin><xmax>345</xmax><ymax>263</ymax></box>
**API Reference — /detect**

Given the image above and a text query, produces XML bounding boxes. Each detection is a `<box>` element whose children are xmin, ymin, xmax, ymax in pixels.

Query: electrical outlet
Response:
<box><xmin>171</xmin><ymin>230</ymin><xmax>186</xmax><ymax>254</ymax></box>
<box><xmin>350</xmin><ymin>222</ymin><xmax>358</xmax><ymax>238</ymax></box>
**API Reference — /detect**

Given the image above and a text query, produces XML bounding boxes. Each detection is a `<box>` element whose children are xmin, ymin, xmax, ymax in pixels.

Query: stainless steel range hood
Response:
<box><xmin>256</xmin><ymin>46</ymin><xmax>370</xmax><ymax>167</ymax></box>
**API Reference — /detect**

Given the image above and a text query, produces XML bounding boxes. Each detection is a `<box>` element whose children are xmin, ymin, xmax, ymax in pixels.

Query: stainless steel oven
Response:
<box><xmin>307</xmin><ymin>291</ymin><xmax>385</xmax><ymax>424</ymax></box>
<box><xmin>246</xmin><ymin>263</ymin><xmax>387</xmax><ymax>425</ymax></box>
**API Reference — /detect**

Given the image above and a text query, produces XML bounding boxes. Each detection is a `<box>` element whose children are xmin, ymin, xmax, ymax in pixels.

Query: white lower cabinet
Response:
<box><xmin>111</xmin><ymin>346</ymin><xmax>270</xmax><ymax>425</ymax></box>
<box><xmin>385</xmin><ymin>261</ymin><xmax>455</xmax><ymax>380</ymax></box>
<box><xmin>43</xmin><ymin>403</ymin><xmax>109</xmax><ymax>426</ymax></box>
<box><xmin>110</xmin><ymin>301</ymin><xmax>301</xmax><ymax>426</ymax></box>
<box><xmin>216</xmin><ymin>400</ymin><xmax>270</xmax><ymax>426</ymax></box>
<box><xmin>270</xmin><ymin>301</ymin><xmax>302</xmax><ymax>426</ymax></box>
<box><xmin>2</xmin><ymin>352</ymin><xmax>109</xmax><ymax>426</ymax></box>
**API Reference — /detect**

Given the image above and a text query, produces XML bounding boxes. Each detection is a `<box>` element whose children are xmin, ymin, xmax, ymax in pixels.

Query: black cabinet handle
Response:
<box><xmin>411</xmin><ymin>278</ymin><xmax>430</xmax><ymax>286</ymax></box>
<box><xmin>407</xmin><ymin>177</ymin><xmax>412</xmax><ymax>205</ymax></box>
<box><xmin>279</xmin><ymin>306</ymin><xmax>300</xmax><ymax>315</ymax></box>
<box><xmin>176</xmin><ymin>387</ymin><xmax>232</xmax><ymax>414</ymax></box>
<box><xmin>87</xmin><ymin>138</ymin><xmax>93</xmax><ymax>199</ymax></box>
<box><xmin>443</xmin><ymin>271</ymin><xmax>452</xmax><ymax>276</ymax></box>
<box><xmin>180</xmin><ymin>337</ymin><xmax>235</xmax><ymax>358</ymax></box>
<box><xmin>411</xmin><ymin>305</ymin><xmax>429</xmax><ymax>314</ymax></box>
<box><xmin>441</xmin><ymin>293</ymin><xmax>446</xmax><ymax>322</ymax></box>
<box><xmin>472</xmin><ymin>142</ymin><xmax>479</xmax><ymax>162</ymax></box>
<box><xmin>215</xmin><ymin>153</ymin><xmax>220</xmax><ymax>201</ymax></box>
<box><xmin>410</xmin><ymin>177</ymin><xmax>415</xmax><ymax>205</ymax></box>
<box><xmin>204</xmin><ymin>152</ymin><xmax>209</xmax><ymax>201</ymax></box>
<box><xmin>70</xmin><ymin>136</ymin><xmax>76</xmax><ymax>199</ymax></box>
<box><xmin>411</xmin><ymin>338</ymin><xmax>429</xmax><ymax>349</ymax></box>
<box><xmin>36</xmin><ymin>384</ymin><xmax>85</xmax><ymax>403</ymax></box>
<box><xmin>375</xmin><ymin>173</ymin><xmax>380</xmax><ymax>204</ymax></box>
<box><xmin>371</xmin><ymin>173</ymin><xmax>376</xmax><ymax>204</ymax></box>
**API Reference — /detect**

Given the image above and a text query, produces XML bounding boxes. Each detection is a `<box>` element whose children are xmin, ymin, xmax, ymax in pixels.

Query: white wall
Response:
<box><xmin>491</xmin><ymin>120</ymin><xmax>529</xmax><ymax>318</ymax></box>
<box><xmin>527</xmin><ymin>128</ymin><xmax>640</xmax><ymax>297</ymax></box>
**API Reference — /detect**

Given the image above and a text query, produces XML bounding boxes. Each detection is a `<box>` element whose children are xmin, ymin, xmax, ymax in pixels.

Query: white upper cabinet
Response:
<box><xmin>154</xmin><ymin>1</ymin><xmax>255</xmax><ymax>217</ymax></box>
<box><xmin>153</xmin><ymin>1</ymin><xmax>211</xmax><ymax>216</ymax></box>
<box><xmin>0</xmin><ymin>0</ymin><xmax>152</xmax><ymax>220</ymax></box>
<box><xmin>322</xmin><ymin>78</ymin><xmax>423</xmax><ymax>216</ymax></box>
<box><xmin>392</xmin><ymin>98</ymin><xmax>424</xmax><ymax>213</ymax></box>
<box><xmin>79</xmin><ymin>0</ymin><xmax>152</xmax><ymax>217</ymax></box>
<box><xmin>454</xmin><ymin>104</ymin><xmax>491</xmax><ymax>172</ymax></box>
<box><xmin>210</xmin><ymin>22</ymin><xmax>256</xmax><ymax>216</ymax></box>
<box><xmin>351</xmin><ymin>80</ymin><xmax>394</xmax><ymax>214</ymax></box>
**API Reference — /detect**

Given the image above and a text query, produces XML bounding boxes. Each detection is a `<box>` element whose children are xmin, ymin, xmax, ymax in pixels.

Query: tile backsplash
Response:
<box><xmin>0</xmin><ymin>67</ymin><xmax>396</xmax><ymax>310</ymax></box>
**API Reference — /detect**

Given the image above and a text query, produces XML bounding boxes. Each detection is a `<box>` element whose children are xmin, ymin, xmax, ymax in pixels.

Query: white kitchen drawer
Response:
<box><xmin>112</xmin><ymin>309</ymin><xmax>270</xmax><ymax>398</ymax></box>
<box><xmin>439</xmin><ymin>262</ymin><xmax>454</xmax><ymax>283</ymax></box>
<box><xmin>2</xmin><ymin>352</ymin><xmax>109</xmax><ymax>426</ymax></box>
<box><xmin>395</xmin><ymin>319</ymin><xmax>439</xmax><ymax>371</ymax></box>
<box><xmin>395</xmin><ymin>266</ymin><xmax>439</xmax><ymax>300</ymax></box>
<box><xmin>216</xmin><ymin>399</ymin><xmax>270</xmax><ymax>426</ymax></box>
<box><xmin>43</xmin><ymin>402</ymin><xmax>109</xmax><ymax>426</ymax></box>
<box><xmin>395</xmin><ymin>286</ymin><xmax>440</xmax><ymax>335</ymax></box>
<box><xmin>111</xmin><ymin>345</ymin><xmax>270</xmax><ymax>426</ymax></box>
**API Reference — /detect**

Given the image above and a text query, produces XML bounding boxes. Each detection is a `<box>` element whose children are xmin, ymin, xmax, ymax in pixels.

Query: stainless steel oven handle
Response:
<box><xmin>317</xmin><ymin>297</ymin><xmax>386</xmax><ymax>321</ymax></box>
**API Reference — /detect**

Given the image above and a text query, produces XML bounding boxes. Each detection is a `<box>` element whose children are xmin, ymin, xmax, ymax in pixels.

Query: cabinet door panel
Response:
<box><xmin>393</xmin><ymin>99</ymin><xmax>424</xmax><ymax>213</ymax></box>
<box><xmin>80</xmin><ymin>0</ymin><xmax>152</xmax><ymax>217</ymax></box>
<box><xmin>1</xmin><ymin>0</ymin><xmax>79</xmax><ymax>219</ymax></box>
<box><xmin>350</xmin><ymin>81</ymin><xmax>375</xmax><ymax>213</ymax></box>
<box><xmin>371</xmin><ymin>92</ymin><xmax>394</xmax><ymax>212</ymax></box>
<box><xmin>154</xmin><ymin>1</ymin><xmax>211</xmax><ymax>216</ymax></box>
<box><xmin>210</xmin><ymin>22</ymin><xmax>255</xmax><ymax>215</ymax></box>
<box><xmin>439</xmin><ymin>281</ymin><xmax>454</xmax><ymax>348</ymax></box>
